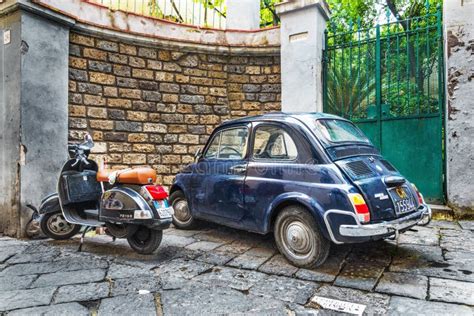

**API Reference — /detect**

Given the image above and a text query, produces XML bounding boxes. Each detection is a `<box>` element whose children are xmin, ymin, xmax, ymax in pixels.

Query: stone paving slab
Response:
<box><xmin>429</xmin><ymin>277</ymin><xmax>474</xmax><ymax>305</ymax></box>
<box><xmin>215</xmin><ymin>240</ymin><xmax>254</xmax><ymax>254</ymax></box>
<box><xmin>54</xmin><ymin>282</ymin><xmax>110</xmax><ymax>303</ymax></box>
<box><xmin>107</xmin><ymin>262</ymin><xmax>154</xmax><ymax>279</ymax></box>
<box><xmin>192</xmin><ymin>266</ymin><xmax>267</xmax><ymax>291</ymax></box>
<box><xmin>334</xmin><ymin>256</ymin><xmax>387</xmax><ymax>291</ymax></box>
<box><xmin>161</xmin><ymin>282</ymin><xmax>288</xmax><ymax>315</ymax></box>
<box><xmin>159</xmin><ymin>235</ymin><xmax>196</xmax><ymax>248</ymax></box>
<box><xmin>427</xmin><ymin>220</ymin><xmax>461</xmax><ymax>230</ymax></box>
<box><xmin>31</xmin><ymin>268</ymin><xmax>106</xmax><ymax>288</ymax></box>
<box><xmin>397</xmin><ymin>226</ymin><xmax>440</xmax><ymax>246</ymax></box>
<box><xmin>194</xmin><ymin>251</ymin><xmax>236</xmax><ymax>266</ymax></box>
<box><xmin>458</xmin><ymin>220</ymin><xmax>474</xmax><ymax>231</ymax></box>
<box><xmin>1</xmin><ymin>220</ymin><xmax>474</xmax><ymax>315</ymax></box>
<box><xmin>0</xmin><ymin>274</ymin><xmax>37</xmax><ymax>291</ymax></box>
<box><xmin>226</xmin><ymin>252</ymin><xmax>270</xmax><ymax>270</ymax></box>
<box><xmin>249</xmin><ymin>275</ymin><xmax>319</xmax><ymax>305</ymax></box>
<box><xmin>98</xmin><ymin>293</ymin><xmax>157</xmax><ymax>315</ymax></box>
<box><xmin>0</xmin><ymin>286</ymin><xmax>56</xmax><ymax>312</ymax></box>
<box><xmin>184</xmin><ymin>240</ymin><xmax>223</xmax><ymax>251</ymax></box>
<box><xmin>258</xmin><ymin>254</ymin><xmax>299</xmax><ymax>277</ymax></box>
<box><xmin>0</xmin><ymin>247</ymin><xmax>21</xmax><ymax>263</ymax></box>
<box><xmin>375</xmin><ymin>272</ymin><xmax>428</xmax><ymax>299</ymax></box>
<box><xmin>388</xmin><ymin>296</ymin><xmax>474</xmax><ymax>315</ymax></box>
<box><xmin>8</xmin><ymin>302</ymin><xmax>90</xmax><ymax>316</ymax></box>
<box><xmin>6</xmin><ymin>249</ymin><xmax>60</xmax><ymax>264</ymax></box>
<box><xmin>110</xmin><ymin>275</ymin><xmax>161</xmax><ymax>296</ymax></box>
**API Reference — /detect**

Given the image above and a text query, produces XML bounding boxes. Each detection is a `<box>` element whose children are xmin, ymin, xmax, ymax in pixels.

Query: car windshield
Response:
<box><xmin>312</xmin><ymin>119</ymin><xmax>370</xmax><ymax>144</ymax></box>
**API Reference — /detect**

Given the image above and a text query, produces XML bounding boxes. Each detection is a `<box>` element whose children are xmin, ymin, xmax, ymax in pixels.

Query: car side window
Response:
<box><xmin>253</xmin><ymin>125</ymin><xmax>298</xmax><ymax>160</ymax></box>
<box><xmin>204</xmin><ymin>133</ymin><xmax>221</xmax><ymax>159</ymax></box>
<box><xmin>204</xmin><ymin>127</ymin><xmax>248</xmax><ymax>160</ymax></box>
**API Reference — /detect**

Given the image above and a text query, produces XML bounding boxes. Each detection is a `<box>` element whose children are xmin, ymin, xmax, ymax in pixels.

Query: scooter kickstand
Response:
<box><xmin>78</xmin><ymin>226</ymin><xmax>91</xmax><ymax>252</ymax></box>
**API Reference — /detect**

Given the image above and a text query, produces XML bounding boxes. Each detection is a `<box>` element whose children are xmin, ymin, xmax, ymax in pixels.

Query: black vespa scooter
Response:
<box><xmin>37</xmin><ymin>134</ymin><xmax>173</xmax><ymax>254</ymax></box>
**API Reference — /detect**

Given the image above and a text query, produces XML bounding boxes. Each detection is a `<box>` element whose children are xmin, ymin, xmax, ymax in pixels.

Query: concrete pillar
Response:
<box><xmin>226</xmin><ymin>0</ymin><xmax>260</xmax><ymax>30</ymax></box>
<box><xmin>0</xmin><ymin>2</ymin><xmax>72</xmax><ymax>236</ymax></box>
<box><xmin>276</xmin><ymin>0</ymin><xmax>330</xmax><ymax>112</ymax></box>
<box><xmin>444</xmin><ymin>1</ymin><xmax>474</xmax><ymax>216</ymax></box>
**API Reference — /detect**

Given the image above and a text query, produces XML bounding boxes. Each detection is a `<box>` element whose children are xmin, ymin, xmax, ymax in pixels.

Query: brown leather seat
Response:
<box><xmin>96</xmin><ymin>167</ymin><xmax>157</xmax><ymax>185</ymax></box>
<box><xmin>96</xmin><ymin>169</ymin><xmax>111</xmax><ymax>183</ymax></box>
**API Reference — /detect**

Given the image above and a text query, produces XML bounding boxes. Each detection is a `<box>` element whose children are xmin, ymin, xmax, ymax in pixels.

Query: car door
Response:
<box><xmin>244</xmin><ymin>123</ymin><xmax>308</xmax><ymax>230</ymax></box>
<box><xmin>191</xmin><ymin>125</ymin><xmax>250</xmax><ymax>222</ymax></box>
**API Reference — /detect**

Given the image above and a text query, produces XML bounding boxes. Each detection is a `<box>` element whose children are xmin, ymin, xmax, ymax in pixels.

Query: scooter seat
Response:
<box><xmin>96</xmin><ymin>167</ymin><xmax>157</xmax><ymax>185</ymax></box>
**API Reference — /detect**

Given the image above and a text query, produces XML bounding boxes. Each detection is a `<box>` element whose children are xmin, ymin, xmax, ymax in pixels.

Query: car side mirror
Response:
<box><xmin>194</xmin><ymin>148</ymin><xmax>202</xmax><ymax>162</ymax></box>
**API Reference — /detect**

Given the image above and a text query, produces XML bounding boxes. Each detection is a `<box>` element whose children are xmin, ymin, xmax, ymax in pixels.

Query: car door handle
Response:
<box><xmin>229</xmin><ymin>165</ymin><xmax>247</xmax><ymax>174</ymax></box>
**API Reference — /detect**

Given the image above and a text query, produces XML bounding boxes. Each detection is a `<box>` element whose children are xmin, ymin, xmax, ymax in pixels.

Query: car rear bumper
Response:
<box><xmin>323</xmin><ymin>204</ymin><xmax>431</xmax><ymax>244</ymax></box>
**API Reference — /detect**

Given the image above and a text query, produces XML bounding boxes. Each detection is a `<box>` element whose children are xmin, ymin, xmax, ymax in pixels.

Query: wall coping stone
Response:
<box><xmin>13</xmin><ymin>0</ymin><xmax>281</xmax><ymax>55</ymax></box>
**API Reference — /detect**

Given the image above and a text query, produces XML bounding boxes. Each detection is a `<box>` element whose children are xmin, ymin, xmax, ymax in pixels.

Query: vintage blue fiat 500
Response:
<box><xmin>170</xmin><ymin>113</ymin><xmax>431</xmax><ymax>268</ymax></box>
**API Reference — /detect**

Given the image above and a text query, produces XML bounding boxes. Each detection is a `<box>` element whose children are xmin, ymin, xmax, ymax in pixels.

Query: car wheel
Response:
<box><xmin>40</xmin><ymin>211</ymin><xmax>81</xmax><ymax>240</ymax></box>
<box><xmin>274</xmin><ymin>205</ymin><xmax>330</xmax><ymax>268</ymax></box>
<box><xmin>170</xmin><ymin>190</ymin><xmax>197</xmax><ymax>229</ymax></box>
<box><xmin>126</xmin><ymin>226</ymin><xmax>163</xmax><ymax>254</ymax></box>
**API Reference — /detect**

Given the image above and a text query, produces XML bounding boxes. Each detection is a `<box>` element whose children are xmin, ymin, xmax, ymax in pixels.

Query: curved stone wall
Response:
<box><xmin>53</xmin><ymin>0</ymin><xmax>282</xmax><ymax>186</ymax></box>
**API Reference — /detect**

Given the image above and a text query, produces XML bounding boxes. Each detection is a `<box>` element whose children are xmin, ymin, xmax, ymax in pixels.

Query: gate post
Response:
<box><xmin>444</xmin><ymin>0</ymin><xmax>474</xmax><ymax>215</ymax></box>
<box><xmin>276</xmin><ymin>0</ymin><xmax>330</xmax><ymax>112</ymax></box>
<box><xmin>0</xmin><ymin>1</ymin><xmax>72</xmax><ymax>236</ymax></box>
<box><xmin>227</xmin><ymin>0</ymin><xmax>260</xmax><ymax>30</ymax></box>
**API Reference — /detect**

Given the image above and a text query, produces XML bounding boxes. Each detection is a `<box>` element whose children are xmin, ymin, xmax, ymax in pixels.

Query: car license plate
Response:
<box><xmin>388</xmin><ymin>186</ymin><xmax>416</xmax><ymax>215</ymax></box>
<box><xmin>153</xmin><ymin>200</ymin><xmax>173</xmax><ymax>219</ymax></box>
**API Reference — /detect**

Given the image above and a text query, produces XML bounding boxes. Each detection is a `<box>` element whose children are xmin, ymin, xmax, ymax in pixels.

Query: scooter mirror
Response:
<box><xmin>81</xmin><ymin>133</ymin><xmax>94</xmax><ymax>150</ymax></box>
<box><xmin>84</xmin><ymin>133</ymin><xmax>93</xmax><ymax>142</ymax></box>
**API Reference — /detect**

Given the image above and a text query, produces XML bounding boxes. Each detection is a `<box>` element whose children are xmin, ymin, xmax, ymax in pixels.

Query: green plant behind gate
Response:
<box><xmin>323</xmin><ymin>6</ymin><xmax>445</xmax><ymax>202</ymax></box>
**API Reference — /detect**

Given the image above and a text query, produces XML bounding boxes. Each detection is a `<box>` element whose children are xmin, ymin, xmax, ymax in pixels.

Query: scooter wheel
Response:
<box><xmin>40</xmin><ymin>211</ymin><xmax>81</xmax><ymax>240</ymax></box>
<box><xmin>126</xmin><ymin>226</ymin><xmax>163</xmax><ymax>254</ymax></box>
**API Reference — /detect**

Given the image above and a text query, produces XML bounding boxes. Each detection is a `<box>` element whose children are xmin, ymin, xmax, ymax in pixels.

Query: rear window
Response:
<box><xmin>313</xmin><ymin>119</ymin><xmax>370</xmax><ymax>144</ymax></box>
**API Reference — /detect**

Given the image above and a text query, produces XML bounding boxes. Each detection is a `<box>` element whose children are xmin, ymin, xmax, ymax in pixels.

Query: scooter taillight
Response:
<box><xmin>144</xmin><ymin>185</ymin><xmax>168</xmax><ymax>200</ymax></box>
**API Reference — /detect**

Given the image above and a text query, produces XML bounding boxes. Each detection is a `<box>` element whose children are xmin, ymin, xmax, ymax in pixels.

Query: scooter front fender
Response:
<box><xmin>38</xmin><ymin>193</ymin><xmax>61</xmax><ymax>215</ymax></box>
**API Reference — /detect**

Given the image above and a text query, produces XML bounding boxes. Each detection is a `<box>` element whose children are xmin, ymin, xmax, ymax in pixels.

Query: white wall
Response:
<box><xmin>444</xmin><ymin>0</ymin><xmax>474</xmax><ymax>215</ymax></box>
<box><xmin>277</xmin><ymin>0</ymin><xmax>329</xmax><ymax>112</ymax></box>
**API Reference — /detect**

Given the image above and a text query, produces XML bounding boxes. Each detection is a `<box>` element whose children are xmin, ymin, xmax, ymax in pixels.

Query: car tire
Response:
<box><xmin>40</xmin><ymin>211</ymin><xmax>82</xmax><ymax>240</ymax></box>
<box><xmin>170</xmin><ymin>190</ymin><xmax>197</xmax><ymax>229</ymax></box>
<box><xmin>274</xmin><ymin>205</ymin><xmax>330</xmax><ymax>268</ymax></box>
<box><xmin>126</xmin><ymin>226</ymin><xmax>163</xmax><ymax>254</ymax></box>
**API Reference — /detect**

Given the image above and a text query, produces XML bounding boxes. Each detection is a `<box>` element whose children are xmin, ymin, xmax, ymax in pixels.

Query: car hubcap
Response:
<box><xmin>173</xmin><ymin>199</ymin><xmax>191</xmax><ymax>223</ymax></box>
<box><xmin>280</xmin><ymin>218</ymin><xmax>314</xmax><ymax>260</ymax></box>
<box><xmin>47</xmin><ymin>213</ymin><xmax>75</xmax><ymax>235</ymax></box>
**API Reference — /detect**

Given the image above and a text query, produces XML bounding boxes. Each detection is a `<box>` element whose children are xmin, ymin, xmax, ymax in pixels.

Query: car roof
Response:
<box><xmin>219</xmin><ymin>112</ymin><xmax>346</xmax><ymax>128</ymax></box>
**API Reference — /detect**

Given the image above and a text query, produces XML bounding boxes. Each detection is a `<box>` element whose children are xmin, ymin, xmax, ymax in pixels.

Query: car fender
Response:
<box><xmin>169</xmin><ymin>181</ymin><xmax>194</xmax><ymax>210</ymax></box>
<box><xmin>38</xmin><ymin>193</ymin><xmax>61</xmax><ymax>215</ymax></box>
<box><xmin>264</xmin><ymin>192</ymin><xmax>330</xmax><ymax>239</ymax></box>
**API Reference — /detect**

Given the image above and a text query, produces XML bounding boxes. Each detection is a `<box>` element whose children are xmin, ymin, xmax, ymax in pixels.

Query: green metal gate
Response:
<box><xmin>323</xmin><ymin>6</ymin><xmax>445</xmax><ymax>203</ymax></box>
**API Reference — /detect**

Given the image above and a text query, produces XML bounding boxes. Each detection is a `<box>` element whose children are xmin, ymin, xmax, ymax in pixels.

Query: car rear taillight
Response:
<box><xmin>144</xmin><ymin>185</ymin><xmax>168</xmax><ymax>200</ymax></box>
<box><xmin>348</xmin><ymin>193</ymin><xmax>370</xmax><ymax>223</ymax></box>
<box><xmin>411</xmin><ymin>184</ymin><xmax>424</xmax><ymax>204</ymax></box>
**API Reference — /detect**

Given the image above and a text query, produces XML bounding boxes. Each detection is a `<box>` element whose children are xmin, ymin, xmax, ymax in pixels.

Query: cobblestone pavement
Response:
<box><xmin>1</xmin><ymin>220</ymin><xmax>473</xmax><ymax>315</ymax></box>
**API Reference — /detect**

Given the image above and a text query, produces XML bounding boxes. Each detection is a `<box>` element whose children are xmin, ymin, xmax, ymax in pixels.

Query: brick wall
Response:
<box><xmin>68</xmin><ymin>33</ymin><xmax>281</xmax><ymax>185</ymax></box>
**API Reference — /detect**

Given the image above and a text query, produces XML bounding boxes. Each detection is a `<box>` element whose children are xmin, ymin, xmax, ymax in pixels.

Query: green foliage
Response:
<box><xmin>324</xmin><ymin>0</ymin><xmax>443</xmax><ymax>120</ymax></box>
<box><xmin>260</xmin><ymin>0</ymin><xmax>280</xmax><ymax>27</ymax></box>
<box><xmin>326</xmin><ymin>0</ymin><xmax>377</xmax><ymax>32</ymax></box>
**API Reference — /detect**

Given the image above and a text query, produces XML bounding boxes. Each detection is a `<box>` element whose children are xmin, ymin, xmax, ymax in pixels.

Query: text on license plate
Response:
<box><xmin>153</xmin><ymin>200</ymin><xmax>173</xmax><ymax>218</ymax></box>
<box><xmin>389</xmin><ymin>186</ymin><xmax>415</xmax><ymax>214</ymax></box>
